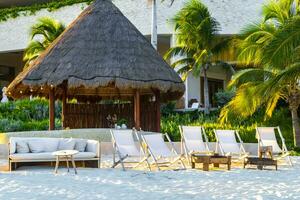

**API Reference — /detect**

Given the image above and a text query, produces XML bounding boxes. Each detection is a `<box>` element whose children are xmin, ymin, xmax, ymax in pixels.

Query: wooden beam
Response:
<box><xmin>155</xmin><ymin>90</ymin><xmax>161</xmax><ymax>132</ymax></box>
<box><xmin>134</xmin><ymin>90</ymin><xmax>141</xmax><ymax>130</ymax></box>
<box><xmin>61</xmin><ymin>86</ymin><xmax>67</xmax><ymax>129</ymax></box>
<box><xmin>49</xmin><ymin>88</ymin><xmax>55</xmax><ymax>130</ymax></box>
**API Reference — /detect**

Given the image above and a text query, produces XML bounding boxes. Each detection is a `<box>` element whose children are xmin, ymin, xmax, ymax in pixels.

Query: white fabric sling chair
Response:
<box><xmin>256</xmin><ymin>126</ymin><xmax>292</xmax><ymax>165</ymax></box>
<box><xmin>141</xmin><ymin>133</ymin><xmax>186</xmax><ymax>171</ymax></box>
<box><xmin>179</xmin><ymin>126</ymin><xmax>213</xmax><ymax>163</ymax></box>
<box><xmin>214</xmin><ymin>129</ymin><xmax>248</xmax><ymax>160</ymax></box>
<box><xmin>110</xmin><ymin>129</ymin><xmax>150</xmax><ymax>171</ymax></box>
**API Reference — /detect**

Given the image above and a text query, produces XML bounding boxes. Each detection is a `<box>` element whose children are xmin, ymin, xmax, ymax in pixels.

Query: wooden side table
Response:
<box><xmin>191</xmin><ymin>154</ymin><xmax>231</xmax><ymax>171</ymax></box>
<box><xmin>244</xmin><ymin>157</ymin><xmax>277</xmax><ymax>170</ymax></box>
<box><xmin>52</xmin><ymin>150</ymin><xmax>79</xmax><ymax>174</ymax></box>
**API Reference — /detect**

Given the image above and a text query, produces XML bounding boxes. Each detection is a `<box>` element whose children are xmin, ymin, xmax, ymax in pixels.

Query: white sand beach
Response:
<box><xmin>0</xmin><ymin>157</ymin><xmax>299</xmax><ymax>200</ymax></box>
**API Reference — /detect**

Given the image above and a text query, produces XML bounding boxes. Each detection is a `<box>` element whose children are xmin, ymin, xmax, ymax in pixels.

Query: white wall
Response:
<box><xmin>0</xmin><ymin>0</ymin><xmax>266</xmax><ymax>53</ymax></box>
<box><xmin>187</xmin><ymin>74</ymin><xmax>200</xmax><ymax>104</ymax></box>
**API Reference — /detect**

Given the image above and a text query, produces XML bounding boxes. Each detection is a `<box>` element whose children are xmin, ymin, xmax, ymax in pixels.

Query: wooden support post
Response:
<box><xmin>62</xmin><ymin>87</ymin><xmax>67</xmax><ymax>129</ymax></box>
<box><xmin>134</xmin><ymin>90</ymin><xmax>141</xmax><ymax>130</ymax></box>
<box><xmin>154</xmin><ymin>90</ymin><xmax>161</xmax><ymax>132</ymax></box>
<box><xmin>49</xmin><ymin>88</ymin><xmax>55</xmax><ymax>130</ymax></box>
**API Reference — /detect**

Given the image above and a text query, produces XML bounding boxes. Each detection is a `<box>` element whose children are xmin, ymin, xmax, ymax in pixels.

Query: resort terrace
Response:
<box><xmin>0</xmin><ymin>0</ymin><xmax>300</xmax><ymax>200</ymax></box>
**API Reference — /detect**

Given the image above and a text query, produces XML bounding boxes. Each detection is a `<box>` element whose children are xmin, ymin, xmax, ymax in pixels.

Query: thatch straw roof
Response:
<box><xmin>7</xmin><ymin>0</ymin><xmax>184</xmax><ymax>101</ymax></box>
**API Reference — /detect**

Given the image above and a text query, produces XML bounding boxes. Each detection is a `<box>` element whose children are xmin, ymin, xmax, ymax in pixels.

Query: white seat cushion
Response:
<box><xmin>74</xmin><ymin>152</ymin><xmax>96</xmax><ymax>159</ymax></box>
<box><xmin>10</xmin><ymin>152</ymin><xmax>96</xmax><ymax>160</ymax></box>
<box><xmin>10</xmin><ymin>153</ymin><xmax>55</xmax><ymax>160</ymax></box>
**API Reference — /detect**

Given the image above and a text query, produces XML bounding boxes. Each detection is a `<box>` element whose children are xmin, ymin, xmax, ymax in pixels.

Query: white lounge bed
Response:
<box><xmin>180</xmin><ymin>126</ymin><xmax>212</xmax><ymax>163</ymax></box>
<box><xmin>110</xmin><ymin>129</ymin><xmax>150</xmax><ymax>170</ymax></box>
<box><xmin>214</xmin><ymin>130</ymin><xmax>248</xmax><ymax>160</ymax></box>
<box><xmin>256</xmin><ymin>126</ymin><xmax>292</xmax><ymax>165</ymax></box>
<box><xmin>141</xmin><ymin>132</ymin><xmax>185</xmax><ymax>171</ymax></box>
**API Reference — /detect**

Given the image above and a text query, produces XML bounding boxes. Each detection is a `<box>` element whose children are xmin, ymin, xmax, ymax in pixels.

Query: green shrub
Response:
<box><xmin>214</xmin><ymin>90</ymin><xmax>235</xmax><ymax>107</ymax></box>
<box><xmin>0</xmin><ymin>98</ymin><xmax>62</xmax><ymax>132</ymax></box>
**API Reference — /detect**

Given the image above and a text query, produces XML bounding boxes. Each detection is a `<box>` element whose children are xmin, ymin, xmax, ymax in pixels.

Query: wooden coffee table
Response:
<box><xmin>191</xmin><ymin>153</ymin><xmax>231</xmax><ymax>171</ymax></box>
<box><xmin>244</xmin><ymin>145</ymin><xmax>277</xmax><ymax>170</ymax></box>
<box><xmin>52</xmin><ymin>150</ymin><xmax>79</xmax><ymax>174</ymax></box>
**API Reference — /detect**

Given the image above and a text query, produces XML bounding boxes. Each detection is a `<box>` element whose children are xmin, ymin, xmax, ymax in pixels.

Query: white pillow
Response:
<box><xmin>28</xmin><ymin>141</ymin><xmax>44</xmax><ymax>153</ymax></box>
<box><xmin>74</xmin><ymin>139</ymin><xmax>87</xmax><ymax>152</ymax></box>
<box><xmin>16</xmin><ymin>141</ymin><xmax>30</xmax><ymax>153</ymax></box>
<box><xmin>44</xmin><ymin>140</ymin><xmax>59</xmax><ymax>152</ymax></box>
<box><xmin>58</xmin><ymin>138</ymin><xmax>75</xmax><ymax>150</ymax></box>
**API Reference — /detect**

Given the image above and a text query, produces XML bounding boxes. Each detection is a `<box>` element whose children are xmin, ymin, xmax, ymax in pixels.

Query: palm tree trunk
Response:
<box><xmin>203</xmin><ymin>67</ymin><xmax>210</xmax><ymax>114</ymax></box>
<box><xmin>151</xmin><ymin>0</ymin><xmax>158</xmax><ymax>49</ymax></box>
<box><xmin>290</xmin><ymin>106</ymin><xmax>300</xmax><ymax>147</ymax></box>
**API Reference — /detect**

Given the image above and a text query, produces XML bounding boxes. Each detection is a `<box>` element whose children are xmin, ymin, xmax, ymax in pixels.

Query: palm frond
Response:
<box><xmin>263</xmin><ymin>16</ymin><xmax>300</xmax><ymax>69</ymax></box>
<box><xmin>228</xmin><ymin>68</ymin><xmax>274</xmax><ymax>89</ymax></box>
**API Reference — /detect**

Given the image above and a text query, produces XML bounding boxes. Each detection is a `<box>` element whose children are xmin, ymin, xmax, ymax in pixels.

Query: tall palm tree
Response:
<box><xmin>220</xmin><ymin>0</ymin><xmax>300</xmax><ymax>147</ymax></box>
<box><xmin>23</xmin><ymin>17</ymin><xmax>65</xmax><ymax>68</ymax></box>
<box><xmin>164</xmin><ymin>0</ymin><xmax>230</xmax><ymax>114</ymax></box>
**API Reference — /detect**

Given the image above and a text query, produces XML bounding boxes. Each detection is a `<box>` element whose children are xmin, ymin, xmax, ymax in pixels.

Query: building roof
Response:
<box><xmin>0</xmin><ymin>0</ymin><xmax>266</xmax><ymax>53</ymax></box>
<box><xmin>7</xmin><ymin>0</ymin><xmax>185</xmax><ymax>101</ymax></box>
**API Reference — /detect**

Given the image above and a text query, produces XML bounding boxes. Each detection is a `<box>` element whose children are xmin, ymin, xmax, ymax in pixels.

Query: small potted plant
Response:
<box><xmin>117</xmin><ymin>118</ymin><xmax>128</xmax><ymax>129</ymax></box>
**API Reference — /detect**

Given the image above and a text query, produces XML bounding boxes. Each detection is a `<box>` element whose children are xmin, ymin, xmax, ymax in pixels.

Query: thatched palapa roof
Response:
<box><xmin>7</xmin><ymin>0</ymin><xmax>184</xmax><ymax>101</ymax></box>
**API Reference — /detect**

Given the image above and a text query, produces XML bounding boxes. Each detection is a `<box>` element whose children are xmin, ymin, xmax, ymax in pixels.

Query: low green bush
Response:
<box><xmin>0</xmin><ymin>98</ymin><xmax>61</xmax><ymax>132</ymax></box>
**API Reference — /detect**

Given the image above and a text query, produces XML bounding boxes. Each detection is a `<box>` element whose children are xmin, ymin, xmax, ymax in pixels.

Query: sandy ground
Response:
<box><xmin>0</xmin><ymin>157</ymin><xmax>298</xmax><ymax>200</ymax></box>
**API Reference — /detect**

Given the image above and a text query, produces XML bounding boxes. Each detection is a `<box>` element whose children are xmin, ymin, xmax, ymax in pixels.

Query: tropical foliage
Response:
<box><xmin>164</xmin><ymin>0</ymin><xmax>231</xmax><ymax>114</ymax></box>
<box><xmin>220</xmin><ymin>0</ymin><xmax>300</xmax><ymax>146</ymax></box>
<box><xmin>23</xmin><ymin>17</ymin><xmax>65</xmax><ymax>68</ymax></box>
<box><xmin>0</xmin><ymin>99</ymin><xmax>61</xmax><ymax>132</ymax></box>
<box><xmin>0</xmin><ymin>0</ymin><xmax>92</xmax><ymax>22</ymax></box>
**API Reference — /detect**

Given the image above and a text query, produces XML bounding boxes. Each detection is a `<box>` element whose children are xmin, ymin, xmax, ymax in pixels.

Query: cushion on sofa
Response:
<box><xmin>43</xmin><ymin>140</ymin><xmax>59</xmax><ymax>152</ymax></box>
<box><xmin>74</xmin><ymin>139</ymin><xmax>87</xmax><ymax>152</ymax></box>
<box><xmin>28</xmin><ymin>141</ymin><xmax>44</xmax><ymax>153</ymax></box>
<box><xmin>16</xmin><ymin>141</ymin><xmax>30</xmax><ymax>153</ymax></box>
<box><xmin>10</xmin><ymin>152</ymin><xmax>55</xmax><ymax>160</ymax></box>
<box><xmin>58</xmin><ymin>138</ymin><xmax>75</xmax><ymax>150</ymax></box>
<box><xmin>73</xmin><ymin>152</ymin><xmax>97</xmax><ymax>159</ymax></box>
<box><xmin>10</xmin><ymin>152</ymin><xmax>96</xmax><ymax>160</ymax></box>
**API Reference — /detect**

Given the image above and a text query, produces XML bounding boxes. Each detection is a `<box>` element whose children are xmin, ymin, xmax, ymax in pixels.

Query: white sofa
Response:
<box><xmin>9</xmin><ymin>137</ymin><xmax>100</xmax><ymax>171</ymax></box>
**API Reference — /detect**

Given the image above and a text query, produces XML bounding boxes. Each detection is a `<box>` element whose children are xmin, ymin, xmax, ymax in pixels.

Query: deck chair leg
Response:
<box><xmin>180</xmin><ymin>158</ymin><xmax>186</xmax><ymax>169</ymax></box>
<box><xmin>287</xmin><ymin>156</ymin><xmax>293</xmax><ymax>166</ymax></box>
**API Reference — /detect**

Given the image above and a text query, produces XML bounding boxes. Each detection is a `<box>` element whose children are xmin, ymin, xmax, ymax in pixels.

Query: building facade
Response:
<box><xmin>0</xmin><ymin>0</ymin><xmax>265</xmax><ymax>108</ymax></box>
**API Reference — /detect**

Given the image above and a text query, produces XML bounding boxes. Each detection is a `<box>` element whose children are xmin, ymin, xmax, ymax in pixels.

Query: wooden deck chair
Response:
<box><xmin>179</xmin><ymin>126</ymin><xmax>213</xmax><ymax>164</ymax></box>
<box><xmin>110</xmin><ymin>129</ymin><xmax>150</xmax><ymax>171</ymax></box>
<box><xmin>141</xmin><ymin>132</ymin><xmax>186</xmax><ymax>171</ymax></box>
<box><xmin>214</xmin><ymin>129</ymin><xmax>248</xmax><ymax>160</ymax></box>
<box><xmin>256</xmin><ymin>126</ymin><xmax>292</xmax><ymax>165</ymax></box>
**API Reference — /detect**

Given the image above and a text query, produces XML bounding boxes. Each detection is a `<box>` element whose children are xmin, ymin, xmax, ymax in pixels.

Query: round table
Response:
<box><xmin>52</xmin><ymin>150</ymin><xmax>79</xmax><ymax>174</ymax></box>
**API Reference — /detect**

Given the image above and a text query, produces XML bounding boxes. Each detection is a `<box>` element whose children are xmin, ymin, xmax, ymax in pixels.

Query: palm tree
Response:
<box><xmin>23</xmin><ymin>17</ymin><xmax>65</xmax><ymax>68</ymax></box>
<box><xmin>164</xmin><ymin>0</ymin><xmax>230</xmax><ymax>114</ymax></box>
<box><xmin>220</xmin><ymin>0</ymin><xmax>300</xmax><ymax>147</ymax></box>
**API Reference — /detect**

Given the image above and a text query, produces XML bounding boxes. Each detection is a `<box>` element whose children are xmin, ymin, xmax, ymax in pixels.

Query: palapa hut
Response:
<box><xmin>6</xmin><ymin>0</ymin><xmax>185</xmax><ymax>131</ymax></box>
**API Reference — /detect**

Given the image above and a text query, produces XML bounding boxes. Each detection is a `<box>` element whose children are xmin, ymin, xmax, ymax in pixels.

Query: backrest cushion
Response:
<box><xmin>16</xmin><ymin>141</ymin><xmax>30</xmax><ymax>153</ymax></box>
<box><xmin>28</xmin><ymin>140</ymin><xmax>45</xmax><ymax>153</ymax></box>
<box><xmin>58</xmin><ymin>138</ymin><xmax>76</xmax><ymax>150</ymax></box>
<box><xmin>74</xmin><ymin>139</ymin><xmax>87</xmax><ymax>152</ymax></box>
